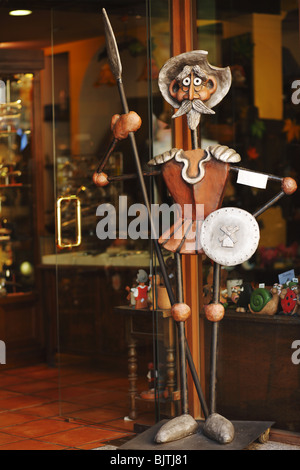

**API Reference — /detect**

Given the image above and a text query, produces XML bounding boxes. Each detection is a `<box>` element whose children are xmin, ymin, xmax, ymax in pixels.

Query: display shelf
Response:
<box><xmin>201</xmin><ymin>308</ymin><xmax>300</xmax><ymax>325</ymax></box>
<box><xmin>202</xmin><ymin>304</ymin><xmax>300</xmax><ymax>432</ymax></box>
<box><xmin>0</xmin><ymin>290</ymin><xmax>36</xmax><ymax>304</ymax></box>
<box><xmin>114</xmin><ymin>304</ymin><xmax>171</xmax><ymax>317</ymax></box>
<box><xmin>0</xmin><ymin>184</ymin><xmax>31</xmax><ymax>188</ymax></box>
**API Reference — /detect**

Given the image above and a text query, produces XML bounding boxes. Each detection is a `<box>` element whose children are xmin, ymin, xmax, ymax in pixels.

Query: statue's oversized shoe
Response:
<box><xmin>203</xmin><ymin>413</ymin><xmax>235</xmax><ymax>444</ymax></box>
<box><xmin>155</xmin><ymin>414</ymin><xmax>199</xmax><ymax>444</ymax></box>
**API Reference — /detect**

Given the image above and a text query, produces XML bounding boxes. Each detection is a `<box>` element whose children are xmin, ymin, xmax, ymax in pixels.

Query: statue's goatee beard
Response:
<box><xmin>172</xmin><ymin>99</ymin><xmax>215</xmax><ymax>130</ymax></box>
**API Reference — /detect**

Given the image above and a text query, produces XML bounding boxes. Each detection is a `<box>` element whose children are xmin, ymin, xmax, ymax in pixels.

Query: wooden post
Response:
<box><xmin>170</xmin><ymin>0</ymin><xmax>204</xmax><ymax>419</ymax></box>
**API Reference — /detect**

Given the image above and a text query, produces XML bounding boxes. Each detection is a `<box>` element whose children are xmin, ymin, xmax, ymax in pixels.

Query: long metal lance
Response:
<box><xmin>102</xmin><ymin>8</ymin><xmax>173</xmax><ymax>302</ymax></box>
<box><xmin>102</xmin><ymin>8</ymin><xmax>208</xmax><ymax>419</ymax></box>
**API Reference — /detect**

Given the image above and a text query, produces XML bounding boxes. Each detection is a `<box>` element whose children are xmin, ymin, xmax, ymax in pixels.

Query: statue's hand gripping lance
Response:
<box><xmin>93</xmin><ymin>111</ymin><xmax>142</xmax><ymax>187</ymax></box>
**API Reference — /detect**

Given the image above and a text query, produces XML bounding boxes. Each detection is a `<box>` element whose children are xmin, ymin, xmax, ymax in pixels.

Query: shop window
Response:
<box><xmin>197</xmin><ymin>0</ymin><xmax>300</xmax><ymax>433</ymax></box>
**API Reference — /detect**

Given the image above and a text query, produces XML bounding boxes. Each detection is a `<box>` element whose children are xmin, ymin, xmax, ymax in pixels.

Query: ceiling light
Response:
<box><xmin>9</xmin><ymin>10</ymin><xmax>32</xmax><ymax>16</ymax></box>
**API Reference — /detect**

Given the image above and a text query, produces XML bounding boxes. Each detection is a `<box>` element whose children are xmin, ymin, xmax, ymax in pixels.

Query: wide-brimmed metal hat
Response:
<box><xmin>158</xmin><ymin>50</ymin><xmax>232</xmax><ymax>110</ymax></box>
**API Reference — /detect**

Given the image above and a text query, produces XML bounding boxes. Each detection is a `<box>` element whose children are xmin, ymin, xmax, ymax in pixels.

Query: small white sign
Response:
<box><xmin>237</xmin><ymin>169</ymin><xmax>268</xmax><ymax>189</ymax></box>
<box><xmin>278</xmin><ymin>269</ymin><xmax>295</xmax><ymax>285</ymax></box>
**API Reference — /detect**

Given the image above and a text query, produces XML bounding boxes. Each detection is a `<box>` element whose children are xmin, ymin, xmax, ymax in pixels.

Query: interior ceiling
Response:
<box><xmin>0</xmin><ymin>0</ymin><xmax>146</xmax><ymax>14</ymax></box>
<box><xmin>0</xmin><ymin>0</ymin><xmax>151</xmax><ymax>49</ymax></box>
<box><xmin>0</xmin><ymin>1</ymin><xmax>297</xmax><ymax>49</ymax></box>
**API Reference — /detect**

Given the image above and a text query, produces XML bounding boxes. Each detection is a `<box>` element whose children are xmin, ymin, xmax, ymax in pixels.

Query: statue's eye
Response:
<box><xmin>172</xmin><ymin>82</ymin><xmax>179</xmax><ymax>93</ymax></box>
<box><xmin>182</xmin><ymin>77</ymin><xmax>191</xmax><ymax>86</ymax></box>
<box><xmin>194</xmin><ymin>77</ymin><xmax>202</xmax><ymax>86</ymax></box>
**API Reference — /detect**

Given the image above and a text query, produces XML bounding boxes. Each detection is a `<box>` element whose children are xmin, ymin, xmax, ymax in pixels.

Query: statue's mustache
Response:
<box><xmin>173</xmin><ymin>99</ymin><xmax>215</xmax><ymax>118</ymax></box>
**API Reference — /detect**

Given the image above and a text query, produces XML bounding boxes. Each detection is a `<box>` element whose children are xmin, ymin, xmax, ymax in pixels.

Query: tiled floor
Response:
<box><xmin>3</xmin><ymin>362</ymin><xmax>299</xmax><ymax>451</ymax></box>
<box><xmin>0</xmin><ymin>362</ymin><xmax>156</xmax><ymax>450</ymax></box>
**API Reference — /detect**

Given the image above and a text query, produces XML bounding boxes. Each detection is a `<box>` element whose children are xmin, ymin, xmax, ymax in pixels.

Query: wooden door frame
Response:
<box><xmin>170</xmin><ymin>0</ymin><xmax>205</xmax><ymax>419</ymax></box>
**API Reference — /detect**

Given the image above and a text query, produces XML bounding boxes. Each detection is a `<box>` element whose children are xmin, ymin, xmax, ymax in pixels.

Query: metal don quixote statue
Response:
<box><xmin>93</xmin><ymin>9</ymin><xmax>297</xmax><ymax>446</ymax></box>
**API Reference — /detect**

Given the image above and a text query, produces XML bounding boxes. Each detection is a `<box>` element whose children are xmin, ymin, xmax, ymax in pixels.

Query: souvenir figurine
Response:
<box><xmin>231</xmin><ymin>285</ymin><xmax>241</xmax><ymax>303</ymax></box>
<box><xmin>280</xmin><ymin>280</ymin><xmax>299</xmax><ymax>315</ymax></box>
<box><xmin>140</xmin><ymin>362</ymin><xmax>155</xmax><ymax>400</ymax></box>
<box><xmin>126</xmin><ymin>269</ymin><xmax>150</xmax><ymax>309</ymax></box>
<box><xmin>140</xmin><ymin>362</ymin><xmax>166</xmax><ymax>401</ymax></box>
<box><xmin>249</xmin><ymin>285</ymin><xmax>280</xmax><ymax>316</ymax></box>
<box><xmin>125</xmin><ymin>283</ymin><xmax>136</xmax><ymax>307</ymax></box>
<box><xmin>231</xmin><ymin>283</ymin><xmax>253</xmax><ymax>312</ymax></box>
<box><xmin>93</xmin><ymin>10</ymin><xmax>298</xmax><ymax>446</ymax></box>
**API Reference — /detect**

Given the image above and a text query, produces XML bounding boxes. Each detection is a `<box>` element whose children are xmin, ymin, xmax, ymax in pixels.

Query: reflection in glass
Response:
<box><xmin>197</xmin><ymin>0</ymin><xmax>300</xmax><ymax>433</ymax></box>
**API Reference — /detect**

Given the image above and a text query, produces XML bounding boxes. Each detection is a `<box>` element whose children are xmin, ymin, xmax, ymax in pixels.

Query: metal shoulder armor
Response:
<box><xmin>147</xmin><ymin>148</ymin><xmax>179</xmax><ymax>166</ymax></box>
<box><xmin>206</xmin><ymin>144</ymin><xmax>241</xmax><ymax>163</ymax></box>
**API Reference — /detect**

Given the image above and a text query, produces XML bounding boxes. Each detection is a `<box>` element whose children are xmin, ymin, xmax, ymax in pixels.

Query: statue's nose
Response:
<box><xmin>188</xmin><ymin>79</ymin><xmax>195</xmax><ymax>101</ymax></box>
<box><xmin>189</xmin><ymin>73</ymin><xmax>195</xmax><ymax>101</ymax></box>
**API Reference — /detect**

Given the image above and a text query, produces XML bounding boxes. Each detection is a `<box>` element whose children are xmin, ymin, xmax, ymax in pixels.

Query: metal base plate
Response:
<box><xmin>120</xmin><ymin>419</ymin><xmax>274</xmax><ymax>450</ymax></box>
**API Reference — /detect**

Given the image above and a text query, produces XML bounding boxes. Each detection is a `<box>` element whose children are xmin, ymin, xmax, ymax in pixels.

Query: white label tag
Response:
<box><xmin>237</xmin><ymin>169</ymin><xmax>268</xmax><ymax>189</ymax></box>
<box><xmin>278</xmin><ymin>269</ymin><xmax>295</xmax><ymax>285</ymax></box>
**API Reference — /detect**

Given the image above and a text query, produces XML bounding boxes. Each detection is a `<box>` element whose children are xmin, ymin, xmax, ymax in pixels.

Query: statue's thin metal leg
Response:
<box><xmin>154</xmin><ymin>251</ymin><xmax>199</xmax><ymax>444</ymax></box>
<box><xmin>175</xmin><ymin>252</ymin><xmax>188</xmax><ymax>415</ymax></box>
<box><xmin>209</xmin><ymin>262</ymin><xmax>221</xmax><ymax>414</ymax></box>
<box><xmin>202</xmin><ymin>262</ymin><xmax>235</xmax><ymax>444</ymax></box>
<box><xmin>210</xmin><ymin>322</ymin><xmax>219</xmax><ymax>414</ymax></box>
<box><xmin>175</xmin><ymin>252</ymin><xmax>209</xmax><ymax>418</ymax></box>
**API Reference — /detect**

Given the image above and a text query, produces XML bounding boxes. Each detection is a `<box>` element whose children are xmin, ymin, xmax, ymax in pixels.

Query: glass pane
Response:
<box><xmin>47</xmin><ymin>0</ymin><xmax>175</xmax><ymax>430</ymax></box>
<box><xmin>197</xmin><ymin>0</ymin><xmax>300</xmax><ymax>433</ymax></box>
<box><xmin>0</xmin><ymin>5</ymin><xmax>51</xmax><ymax>369</ymax></box>
<box><xmin>0</xmin><ymin>74</ymin><xmax>35</xmax><ymax>294</ymax></box>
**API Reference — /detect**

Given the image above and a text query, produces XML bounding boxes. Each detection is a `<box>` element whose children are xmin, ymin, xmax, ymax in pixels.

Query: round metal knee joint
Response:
<box><xmin>204</xmin><ymin>303</ymin><xmax>225</xmax><ymax>322</ymax></box>
<box><xmin>171</xmin><ymin>303</ymin><xmax>191</xmax><ymax>322</ymax></box>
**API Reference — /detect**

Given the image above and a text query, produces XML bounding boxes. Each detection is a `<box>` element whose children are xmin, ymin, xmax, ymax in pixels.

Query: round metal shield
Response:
<box><xmin>200</xmin><ymin>207</ymin><xmax>260</xmax><ymax>266</ymax></box>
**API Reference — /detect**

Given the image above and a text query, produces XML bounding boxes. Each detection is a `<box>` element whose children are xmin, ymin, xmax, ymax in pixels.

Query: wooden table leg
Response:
<box><xmin>164</xmin><ymin>315</ymin><xmax>177</xmax><ymax>417</ymax></box>
<box><xmin>128</xmin><ymin>336</ymin><xmax>138</xmax><ymax>420</ymax></box>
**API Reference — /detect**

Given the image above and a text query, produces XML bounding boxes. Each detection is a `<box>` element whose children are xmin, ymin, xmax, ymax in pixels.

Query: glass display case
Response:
<box><xmin>0</xmin><ymin>48</ymin><xmax>45</xmax><ymax>366</ymax></box>
<box><xmin>0</xmin><ymin>75</ymin><xmax>34</xmax><ymax>294</ymax></box>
